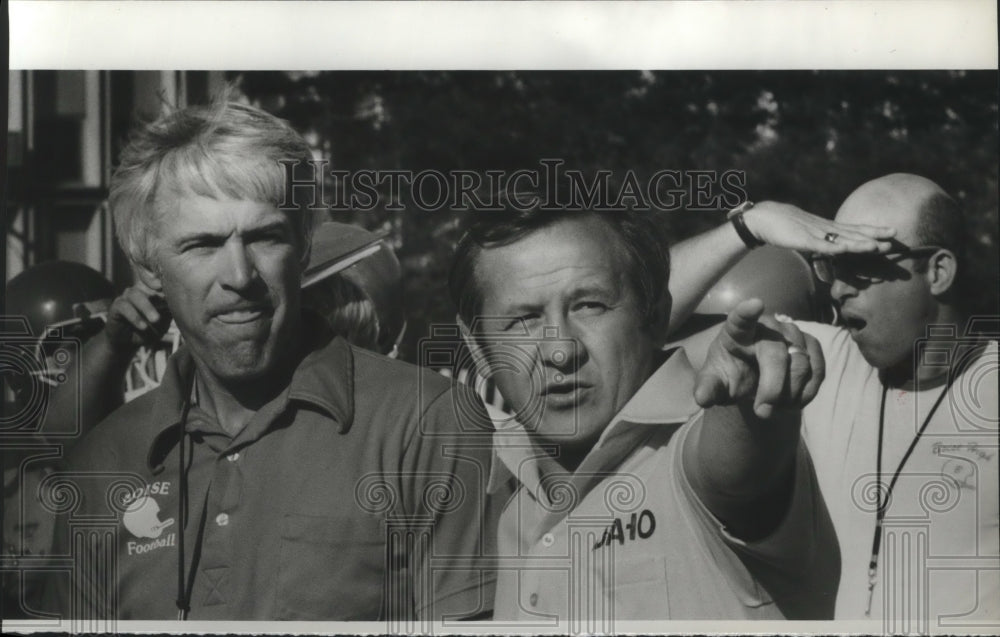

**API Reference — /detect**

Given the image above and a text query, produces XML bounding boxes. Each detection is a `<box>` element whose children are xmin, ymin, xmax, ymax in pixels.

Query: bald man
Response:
<box><xmin>668</xmin><ymin>174</ymin><xmax>999</xmax><ymax>630</ymax></box>
<box><xmin>797</xmin><ymin>175</ymin><xmax>998</xmax><ymax>629</ymax></box>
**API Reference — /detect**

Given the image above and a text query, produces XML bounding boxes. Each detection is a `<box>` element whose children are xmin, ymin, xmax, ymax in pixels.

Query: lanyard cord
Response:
<box><xmin>175</xmin><ymin>376</ymin><xmax>210</xmax><ymax>621</ymax></box>
<box><xmin>864</xmin><ymin>372</ymin><xmax>956</xmax><ymax>617</ymax></box>
<box><xmin>176</xmin><ymin>388</ymin><xmax>193</xmax><ymax>620</ymax></box>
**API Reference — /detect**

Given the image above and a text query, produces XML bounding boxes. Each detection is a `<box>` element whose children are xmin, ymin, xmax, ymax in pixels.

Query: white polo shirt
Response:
<box><xmin>488</xmin><ymin>348</ymin><xmax>839</xmax><ymax>628</ymax></box>
<box><xmin>798</xmin><ymin>322</ymin><xmax>999</xmax><ymax>631</ymax></box>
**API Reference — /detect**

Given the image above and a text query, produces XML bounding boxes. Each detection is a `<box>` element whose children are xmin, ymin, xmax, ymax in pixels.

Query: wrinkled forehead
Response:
<box><xmin>148</xmin><ymin>181</ymin><xmax>301</xmax><ymax>245</ymax></box>
<box><xmin>474</xmin><ymin>216</ymin><xmax>633</xmax><ymax>304</ymax></box>
<box><xmin>151</xmin><ymin>193</ymin><xmax>296</xmax><ymax>239</ymax></box>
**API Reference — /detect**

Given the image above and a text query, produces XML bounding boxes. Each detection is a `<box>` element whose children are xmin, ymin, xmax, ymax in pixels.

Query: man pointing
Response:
<box><xmin>450</xmin><ymin>208</ymin><xmax>840</xmax><ymax>624</ymax></box>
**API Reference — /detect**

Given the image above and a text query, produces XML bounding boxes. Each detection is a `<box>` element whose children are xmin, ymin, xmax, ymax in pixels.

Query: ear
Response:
<box><xmin>925</xmin><ymin>249</ymin><xmax>957</xmax><ymax>296</ymax></box>
<box><xmin>457</xmin><ymin>315</ymin><xmax>490</xmax><ymax>377</ymax></box>
<box><xmin>133</xmin><ymin>261</ymin><xmax>164</xmax><ymax>293</ymax></box>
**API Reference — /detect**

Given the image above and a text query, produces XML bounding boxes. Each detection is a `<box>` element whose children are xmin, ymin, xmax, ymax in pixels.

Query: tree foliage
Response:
<box><xmin>235</xmin><ymin>71</ymin><xmax>999</xmax><ymax>358</ymax></box>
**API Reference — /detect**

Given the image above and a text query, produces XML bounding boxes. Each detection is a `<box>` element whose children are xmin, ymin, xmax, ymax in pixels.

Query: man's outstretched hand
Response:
<box><xmin>694</xmin><ymin>298</ymin><xmax>824</xmax><ymax>419</ymax></box>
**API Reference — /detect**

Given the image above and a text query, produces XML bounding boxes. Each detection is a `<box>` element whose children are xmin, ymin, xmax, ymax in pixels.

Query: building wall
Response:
<box><xmin>5</xmin><ymin>71</ymin><xmax>227</xmax><ymax>290</ymax></box>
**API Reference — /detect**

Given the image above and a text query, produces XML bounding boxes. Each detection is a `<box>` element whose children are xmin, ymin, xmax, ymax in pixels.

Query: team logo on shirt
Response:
<box><xmin>592</xmin><ymin>509</ymin><xmax>656</xmax><ymax>550</ymax></box>
<box><xmin>121</xmin><ymin>481</ymin><xmax>176</xmax><ymax>555</ymax></box>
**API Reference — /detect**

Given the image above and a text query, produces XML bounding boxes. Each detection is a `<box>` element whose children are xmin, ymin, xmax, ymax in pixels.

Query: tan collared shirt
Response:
<box><xmin>489</xmin><ymin>348</ymin><xmax>838</xmax><ymax>628</ymax></box>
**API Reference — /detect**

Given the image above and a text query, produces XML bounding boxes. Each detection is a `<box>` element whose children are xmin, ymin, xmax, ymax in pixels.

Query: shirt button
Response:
<box><xmin>215</xmin><ymin>513</ymin><xmax>230</xmax><ymax>527</ymax></box>
<box><xmin>227</xmin><ymin>452</ymin><xmax>240</xmax><ymax>462</ymax></box>
<box><xmin>541</xmin><ymin>533</ymin><xmax>555</xmax><ymax>547</ymax></box>
<box><xmin>529</xmin><ymin>593</ymin><xmax>538</xmax><ymax>607</ymax></box>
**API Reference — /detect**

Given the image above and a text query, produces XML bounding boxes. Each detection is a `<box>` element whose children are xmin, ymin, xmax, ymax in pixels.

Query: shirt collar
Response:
<box><xmin>595</xmin><ymin>346</ymin><xmax>699</xmax><ymax>444</ymax></box>
<box><xmin>487</xmin><ymin>346</ymin><xmax>701</xmax><ymax>496</ymax></box>
<box><xmin>146</xmin><ymin>311</ymin><xmax>355</xmax><ymax>472</ymax></box>
<box><xmin>144</xmin><ymin>346</ymin><xmax>196</xmax><ymax>474</ymax></box>
<box><xmin>286</xmin><ymin>311</ymin><xmax>356</xmax><ymax>430</ymax></box>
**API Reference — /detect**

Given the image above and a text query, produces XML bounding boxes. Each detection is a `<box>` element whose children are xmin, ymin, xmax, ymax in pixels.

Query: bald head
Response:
<box><xmin>836</xmin><ymin>173</ymin><xmax>953</xmax><ymax>246</ymax></box>
<box><xmin>830</xmin><ymin>175</ymin><xmax>967</xmax><ymax>371</ymax></box>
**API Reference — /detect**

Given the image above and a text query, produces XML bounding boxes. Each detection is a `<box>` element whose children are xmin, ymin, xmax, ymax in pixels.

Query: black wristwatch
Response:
<box><xmin>727</xmin><ymin>201</ymin><xmax>762</xmax><ymax>249</ymax></box>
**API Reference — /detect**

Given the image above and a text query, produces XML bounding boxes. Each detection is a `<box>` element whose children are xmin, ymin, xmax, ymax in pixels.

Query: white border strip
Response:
<box><xmin>10</xmin><ymin>0</ymin><xmax>999</xmax><ymax>70</ymax></box>
<box><xmin>3</xmin><ymin>618</ymin><xmax>907</xmax><ymax>635</ymax></box>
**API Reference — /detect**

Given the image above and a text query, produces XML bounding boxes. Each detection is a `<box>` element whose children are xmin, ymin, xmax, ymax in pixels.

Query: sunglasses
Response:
<box><xmin>810</xmin><ymin>246</ymin><xmax>942</xmax><ymax>285</ymax></box>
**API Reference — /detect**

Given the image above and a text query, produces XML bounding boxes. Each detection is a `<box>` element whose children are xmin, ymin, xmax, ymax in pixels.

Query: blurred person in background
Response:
<box><xmin>301</xmin><ymin>221</ymin><xmax>407</xmax><ymax>359</ymax></box>
<box><xmin>3</xmin><ymin>261</ymin><xmax>121</xmax><ymax>432</ymax></box>
<box><xmin>7</xmin><ymin>264</ymin><xmax>175</xmax><ymax>439</ymax></box>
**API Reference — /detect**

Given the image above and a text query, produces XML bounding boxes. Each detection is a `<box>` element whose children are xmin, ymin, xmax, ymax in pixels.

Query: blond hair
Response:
<box><xmin>109</xmin><ymin>97</ymin><xmax>318</xmax><ymax>270</ymax></box>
